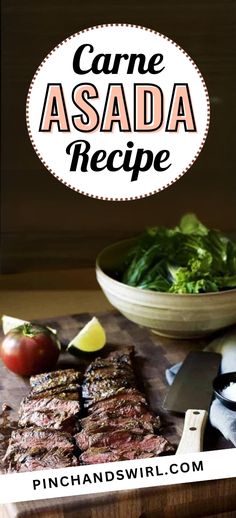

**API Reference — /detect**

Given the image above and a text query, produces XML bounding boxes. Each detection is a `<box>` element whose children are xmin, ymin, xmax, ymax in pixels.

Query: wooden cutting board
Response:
<box><xmin>0</xmin><ymin>311</ymin><xmax>235</xmax><ymax>518</ymax></box>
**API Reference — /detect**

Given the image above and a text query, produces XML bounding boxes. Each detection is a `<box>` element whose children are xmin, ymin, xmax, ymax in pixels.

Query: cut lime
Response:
<box><xmin>67</xmin><ymin>317</ymin><xmax>106</xmax><ymax>354</ymax></box>
<box><xmin>2</xmin><ymin>315</ymin><xmax>29</xmax><ymax>335</ymax></box>
<box><xmin>1</xmin><ymin>315</ymin><xmax>57</xmax><ymax>336</ymax></box>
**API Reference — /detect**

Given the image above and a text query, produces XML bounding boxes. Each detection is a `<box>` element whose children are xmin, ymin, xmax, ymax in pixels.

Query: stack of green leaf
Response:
<box><xmin>121</xmin><ymin>214</ymin><xmax>236</xmax><ymax>294</ymax></box>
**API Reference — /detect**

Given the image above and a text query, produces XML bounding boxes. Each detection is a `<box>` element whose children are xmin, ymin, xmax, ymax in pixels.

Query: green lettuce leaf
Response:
<box><xmin>119</xmin><ymin>214</ymin><xmax>236</xmax><ymax>293</ymax></box>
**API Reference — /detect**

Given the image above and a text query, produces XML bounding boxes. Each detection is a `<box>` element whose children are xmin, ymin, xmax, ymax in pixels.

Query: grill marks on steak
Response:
<box><xmin>18</xmin><ymin>410</ymin><xmax>78</xmax><ymax>432</ymax></box>
<box><xmin>17</xmin><ymin>369</ymin><xmax>82</xmax><ymax>433</ymax></box>
<box><xmin>3</xmin><ymin>428</ymin><xmax>77</xmax><ymax>472</ymax></box>
<box><xmin>30</xmin><ymin>369</ymin><xmax>81</xmax><ymax>394</ymax></box>
<box><xmin>88</xmin><ymin>388</ymin><xmax>147</xmax><ymax>413</ymax></box>
<box><xmin>79</xmin><ymin>414</ymin><xmax>159</xmax><ymax>435</ymax></box>
<box><xmin>79</xmin><ymin>348</ymin><xmax>173</xmax><ymax>463</ymax></box>
<box><xmin>83</xmin><ymin>350</ymin><xmax>138</xmax><ymax>407</ymax></box>
<box><xmin>10</xmin><ymin>451</ymin><xmax>78</xmax><ymax>472</ymax></box>
<box><xmin>9</xmin><ymin>428</ymin><xmax>74</xmax><ymax>452</ymax></box>
<box><xmin>83</xmin><ymin>349</ymin><xmax>136</xmax><ymax>405</ymax></box>
<box><xmin>4</xmin><ymin>348</ymin><xmax>174</xmax><ymax>471</ymax></box>
<box><xmin>18</xmin><ymin>396</ymin><xmax>80</xmax><ymax>431</ymax></box>
<box><xmin>80</xmin><ymin>435</ymin><xmax>174</xmax><ymax>464</ymax></box>
<box><xmin>20</xmin><ymin>395</ymin><xmax>80</xmax><ymax>416</ymax></box>
<box><xmin>5</xmin><ymin>368</ymin><xmax>82</xmax><ymax>472</ymax></box>
<box><xmin>85</xmin><ymin>347</ymin><xmax>134</xmax><ymax>375</ymax></box>
<box><xmin>25</xmin><ymin>386</ymin><xmax>80</xmax><ymax>400</ymax></box>
<box><xmin>76</xmin><ymin>426</ymin><xmax>155</xmax><ymax>451</ymax></box>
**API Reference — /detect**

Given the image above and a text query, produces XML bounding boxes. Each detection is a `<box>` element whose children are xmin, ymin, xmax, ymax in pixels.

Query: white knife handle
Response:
<box><xmin>176</xmin><ymin>409</ymin><xmax>208</xmax><ymax>454</ymax></box>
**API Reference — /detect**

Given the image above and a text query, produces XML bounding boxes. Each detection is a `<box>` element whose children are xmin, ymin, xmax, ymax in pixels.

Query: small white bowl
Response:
<box><xmin>96</xmin><ymin>238</ymin><xmax>236</xmax><ymax>339</ymax></box>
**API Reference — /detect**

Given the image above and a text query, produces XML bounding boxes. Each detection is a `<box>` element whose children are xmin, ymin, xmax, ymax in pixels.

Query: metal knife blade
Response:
<box><xmin>163</xmin><ymin>351</ymin><xmax>221</xmax><ymax>454</ymax></box>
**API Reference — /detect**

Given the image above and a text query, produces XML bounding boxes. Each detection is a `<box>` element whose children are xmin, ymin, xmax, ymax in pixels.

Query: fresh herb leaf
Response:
<box><xmin>119</xmin><ymin>214</ymin><xmax>236</xmax><ymax>294</ymax></box>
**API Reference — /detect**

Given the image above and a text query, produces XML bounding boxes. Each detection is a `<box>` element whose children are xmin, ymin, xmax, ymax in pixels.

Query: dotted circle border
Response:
<box><xmin>26</xmin><ymin>23</ymin><xmax>210</xmax><ymax>202</ymax></box>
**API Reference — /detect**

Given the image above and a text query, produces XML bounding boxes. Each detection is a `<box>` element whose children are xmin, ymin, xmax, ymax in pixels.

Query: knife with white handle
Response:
<box><xmin>163</xmin><ymin>351</ymin><xmax>221</xmax><ymax>454</ymax></box>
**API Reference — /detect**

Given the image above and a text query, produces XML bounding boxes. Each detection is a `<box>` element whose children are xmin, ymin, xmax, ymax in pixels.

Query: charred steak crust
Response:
<box><xmin>82</xmin><ymin>349</ymin><xmax>138</xmax><ymax>407</ymax></box>
<box><xmin>9</xmin><ymin>453</ymin><xmax>78</xmax><ymax>473</ymax></box>
<box><xmin>80</xmin><ymin>435</ymin><xmax>174</xmax><ymax>465</ymax></box>
<box><xmin>4</xmin><ymin>350</ymin><xmax>174</xmax><ymax>472</ymax></box>
<box><xmin>78</xmin><ymin>347</ymin><xmax>173</xmax><ymax>464</ymax></box>
<box><xmin>24</xmin><ymin>386</ymin><xmax>80</xmax><ymax>400</ymax></box>
<box><xmin>5</xmin><ymin>368</ymin><xmax>82</xmax><ymax>472</ymax></box>
<box><xmin>3</xmin><ymin>427</ymin><xmax>77</xmax><ymax>472</ymax></box>
<box><xmin>30</xmin><ymin>369</ymin><xmax>82</xmax><ymax>394</ymax></box>
<box><xmin>19</xmin><ymin>369</ymin><xmax>81</xmax><ymax>433</ymax></box>
<box><xmin>84</xmin><ymin>347</ymin><xmax>134</xmax><ymax>375</ymax></box>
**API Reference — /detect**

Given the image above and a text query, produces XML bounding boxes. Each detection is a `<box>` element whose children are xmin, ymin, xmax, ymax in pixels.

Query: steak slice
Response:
<box><xmin>30</xmin><ymin>369</ymin><xmax>81</xmax><ymax>393</ymax></box>
<box><xmin>84</xmin><ymin>365</ymin><xmax>135</xmax><ymax>383</ymax></box>
<box><xmin>82</xmin><ymin>378</ymin><xmax>136</xmax><ymax>402</ymax></box>
<box><xmin>84</xmin><ymin>347</ymin><xmax>134</xmax><ymax>375</ymax></box>
<box><xmin>4</xmin><ymin>428</ymin><xmax>74</xmax><ymax>460</ymax></box>
<box><xmin>80</xmin><ymin>447</ymin><xmax>122</xmax><ymax>464</ymax></box>
<box><xmin>7</xmin><ymin>449</ymin><xmax>78</xmax><ymax>472</ymax></box>
<box><xmin>80</xmin><ymin>435</ymin><xmax>174</xmax><ymax>464</ymax></box>
<box><xmin>4</xmin><ymin>428</ymin><xmax>78</xmax><ymax>472</ymax></box>
<box><xmin>83</xmin><ymin>377</ymin><xmax>134</xmax><ymax>393</ymax></box>
<box><xmin>90</xmin><ymin>402</ymin><xmax>150</xmax><ymax>419</ymax></box>
<box><xmin>79</xmin><ymin>414</ymin><xmax>159</xmax><ymax>435</ymax></box>
<box><xmin>12</xmin><ymin>453</ymin><xmax>78</xmax><ymax>472</ymax></box>
<box><xmin>19</xmin><ymin>395</ymin><xmax>80</xmax><ymax>417</ymax></box>
<box><xmin>83</xmin><ymin>348</ymin><xmax>138</xmax><ymax>404</ymax></box>
<box><xmin>90</xmin><ymin>404</ymin><xmax>158</xmax><ymax>421</ymax></box>
<box><xmin>88</xmin><ymin>388</ymin><xmax>147</xmax><ymax>413</ymax></box>
<box><xmin>76</xmin><ymin>428</ymin><xmax>150</xmax><ymax>451</ymax></box>
<box><xmin>107</xmin><ymin>347</ymin><xmax>134</xmax><ymax>363</ymax></box>
<box><xmin>18</xmin><ymin>409</ymin><xmax>78</xmax><ymax>432</ymax></box>
<box><xmin>25</xmin><ymin>386</ymin><xmax>80</xmax><ymax>400</ymax></box>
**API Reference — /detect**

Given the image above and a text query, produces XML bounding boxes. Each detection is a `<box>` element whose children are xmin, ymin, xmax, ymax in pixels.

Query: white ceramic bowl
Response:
<box><xmin>96</xmin><ymin>238</ymin><xmax>236</xmax><ymax>339</ymax></box>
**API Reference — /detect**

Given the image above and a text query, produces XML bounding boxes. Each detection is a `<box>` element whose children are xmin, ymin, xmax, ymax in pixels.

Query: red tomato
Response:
<box><xmin>0</xmin><ymin>324</ymin><xmax>61</xmax><ymax>376</ymax></box>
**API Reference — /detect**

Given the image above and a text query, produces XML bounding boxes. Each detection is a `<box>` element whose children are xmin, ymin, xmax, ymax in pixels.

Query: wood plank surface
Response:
<box><xmin>0</xmin><ymin>311</ymin><xmax>235</xmax><ymax>517</ymax></box>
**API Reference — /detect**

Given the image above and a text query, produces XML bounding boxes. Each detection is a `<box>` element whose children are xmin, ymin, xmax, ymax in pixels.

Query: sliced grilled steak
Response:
<box><xmin>88</xmin><ymin>388</ymin><xmax>147</xmax><ymax>413</ymax></box>
<box><xmin>18</xmin><ymin>410</ymin><xmax>78</xmax><ymax>432</ymax></box>
<box><xmin>91</xmin><ymin>404</ymin><xmax>157</xmax><ymax>421</ymax></box>
<box><xmin>80</xmin><ymin>435</ymin><xmax>174</xmax><ymax>464</ymax></box>
<box><xmin>107</xmin><ymin>347</ymin><xmax>134</xmax><ymax>363</ymax></box>
<box><xmin>76</xmin><ymin>428</ymin><xmax>151</xmax><ymax>451</ymax></box>
<box><xmin>80</xmin><ymin>448</ymin><xmax>153</xmax><ymax>464</ymax></box>
<box><xmin>19</xmin><ymin>395</ymin><xmax>80</xmax><ymax>417</ymax></box>
<box><xmin>11</xmin><ymin>453</ymin><xmax>78</xmax><ymax>472</ymax></box>
<box><xmin>79</xmin><ymin>415</ymin><xmax>159</xmax><ymax>435</ymax></box>
<box><xmin>84</xmin><ymin>347</ymin><xmax>134</xmax><ymax>375</ymax></box>
<box><xmin>3</xmin><ymin>348</ymin><xmax>173</xmax><ymax>472</ymax></box>
<box><xmin>83</xmin><ymin>377</ymin><xmax>134</xmax><ymax>393</ymax></box>
<box><xmin>4</xmin><ymin>427</ymin><xmax>78</xmax><ymax>473</ymax></box>
<box><xmin>4</xmin><ymin>428</ymin><xmax>74</xmax><ymax>459</ymax></box>
<box><xmin>83</xmin><ymin>379</ymin><xmax>136</xmax><ymax>401</ymax></box>
<box><xmin>80</xmin><ymin>447</ymin><xmax>123</xmax><ymax>464</ymax></box>
<box><xmin>3</xmin><ymin>428</ymin><xmax>75</xmax><ymax>472</ymax></box>
<box><xmin>30</xmin><ymin>369</ymin><xmax>81</xmax><ymax>393</ymax></box>
<box><xmin>25</xmin><ymin>386</ymin><xmax>80</xmax><ymax>400</ymax></box>
<box><xmin>84</xmin><ymin>365</ymin><xmax>135</xmax><ymax>383</ymax></box>
<box><xmin>7</xmin><ymin>449</ymin><xmax>78</xmax><ymax>472</ymax></box>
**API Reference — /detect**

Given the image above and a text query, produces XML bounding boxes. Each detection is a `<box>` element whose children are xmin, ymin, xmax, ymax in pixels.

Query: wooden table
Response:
<box><xmin>0</xmin><ymin>269</ymin><xmax>236</xmax><ymax>518</ymax></box>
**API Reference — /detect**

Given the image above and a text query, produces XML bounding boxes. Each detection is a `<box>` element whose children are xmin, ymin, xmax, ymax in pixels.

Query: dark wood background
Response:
<box><xmin>1</xmin><ymin>0</ymin><xmax>236</xmax><ymax>273</ymax></box>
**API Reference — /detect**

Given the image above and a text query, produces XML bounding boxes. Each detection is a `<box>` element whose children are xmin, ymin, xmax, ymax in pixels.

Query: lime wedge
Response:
<box><xmin>2</xmin><ymin>315</ymin><xmax>29</xmax><ymax>335</ymax></box>
<box><xmin>67</xmin><ymin>317</ymin><xmax>106</xmax><ymax>354</ymax></box>
<box><xmin>1</xmin><ymin>315</ymin><xmax>57</xmax><ymax>335</ymax></box>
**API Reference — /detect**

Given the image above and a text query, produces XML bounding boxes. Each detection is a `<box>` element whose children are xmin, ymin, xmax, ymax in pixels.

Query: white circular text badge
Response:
<box><xmin>26</xmin><ymin>24</ymin><xmax>210</xmax><ymax>201</ymax></box>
